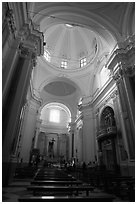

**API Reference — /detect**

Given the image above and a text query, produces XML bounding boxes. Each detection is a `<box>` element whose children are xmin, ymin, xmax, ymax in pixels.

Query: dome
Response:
<box><xmin>43</xmin><ymin>23</ymin><xmax>98</xmax><ymax>70</ymax></box>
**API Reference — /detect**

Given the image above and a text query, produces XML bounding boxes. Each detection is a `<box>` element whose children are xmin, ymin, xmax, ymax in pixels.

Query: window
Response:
<box><xmin>49</xmin><ymin>109</ymin><xmax>60</xmax><ymax>123</ymax></box>
<box><xmin>44</xmin><ymin>50</ymin><xmax>51</xmax><ymax>62</ymax></box>
<box><xmin>80</xmin><ymin>57</ymin><xmax>86</xmax><ymax>67</ymax></box>
<box><xmin>65</xmin><ymin>24</ymin><xmax>73</xmax><ymax>28</ymax></box>
<box><xmin>100</xmin><ymin>66</ymin><xmax>110</xmax><ymax>86</ymax></box>
<box><xmin>61</xmin><ymin>61</ymin><xmax>67</xmax><ymax>69</ymax></box>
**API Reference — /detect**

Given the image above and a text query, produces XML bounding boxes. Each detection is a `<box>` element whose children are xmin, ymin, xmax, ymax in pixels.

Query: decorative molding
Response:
<box><xmin>18</xmin><ymin>43</ymin><xmax>30</xmax><ymax>58</ymax></box>
<box><xmin>31</xmin><ymin>52</ymin><xmax>37</xmax><ymax>67</ymax></box>
<box><xmin>110</xmin><ymin>90</ymin><xmax>118</xmax><ymax>99</ymax></box>
<box><xmin>18</xmin><ymin>20</ymin><xmax>44</xmax><ymax>56</ymax></box>
<box><xmin>112</xmin><ymin>64</ymin><xmax>135</xmax><ymax>82</ymax></box>
<box><xmin>112</xmin><ymin>69</ymin><xmax>123</xmax><ymax>82</ymax></box>
<box><xmin>106</xmin><ymin>35</ymin><xmax>135</xmax><ymax>72</ymax></box>
<box><xmin>124</xmin><ymin>65</ymin><xmax>135</xmax><ymax>77</ymax></box>
<box><xmin>6</xmin><ymin>9</ymin><xmax>16</xmax><ymax>36</ymax></box>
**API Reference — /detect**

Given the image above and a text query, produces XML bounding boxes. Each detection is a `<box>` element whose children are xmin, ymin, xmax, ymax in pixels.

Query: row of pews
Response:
<box><xmin>18</xmin><ymin>166</ymin><xmax>115</xmax><ymax>202</ymax></box>
<box><xmin>67</xmin><ymin>167</ymin><xmax>135</xmax><ymax>201</ymax></box>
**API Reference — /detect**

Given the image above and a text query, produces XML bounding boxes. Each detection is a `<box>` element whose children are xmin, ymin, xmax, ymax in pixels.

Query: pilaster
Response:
<box><xmin>80</xmin><ymin>103</ymin><xmax>96</xmax><ymax>164</ymax></box>
<box><xmin>2</xmin><ymin>9</ymin><xmax>44</xmax><ymax>185</ymax></box>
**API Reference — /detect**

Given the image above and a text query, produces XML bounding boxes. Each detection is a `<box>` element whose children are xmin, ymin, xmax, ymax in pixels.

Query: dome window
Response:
<box><xmin>61</xmin><ymin>60</ymin><xmax>67</xmax><ymax>69</ymax></box>
<box><xmin>80</xmin><ymin>57</ymin><xmax>86</xmax><ymax>67</ymax></box>
<box><xmin>65</xmin><ymin>24</ymin><xmax>73</xmax><ymax>28</ymax></box>
<box><xmin>44</xmin><ymin>50</ymin><xmax>51</xmax><ymax>62</ymax></box>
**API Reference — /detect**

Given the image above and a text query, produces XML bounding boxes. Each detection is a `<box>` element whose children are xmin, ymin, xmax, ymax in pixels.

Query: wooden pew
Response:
<box><xmin>31</xmin><ymin>180</ymin><xmax>83</xmax><ymax>186</ymax></box>
<box><xmin>27</xmin><ymin>185</ymin><xmax>94</xmax><ymax>196</ymax></box>
<box><xmin>18</xmin><ymin>194</ymin><xmax>115</xmax><ymax>202</ymax></box>
<box><xmin>34</xmin><ymin>176</ymin><xmax>76</xmax><ymax>181</ymax></box>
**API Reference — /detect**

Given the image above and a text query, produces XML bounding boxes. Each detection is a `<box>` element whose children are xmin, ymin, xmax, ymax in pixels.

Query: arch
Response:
<box><xmin>122</xmin><ymin>3</ymin><xmax>135</xmax><ymax>38</ymax></box>
<box><xmin>39</xmin><ymin>102</ymin><xmax>72</xmax><ymax>123</ymax></box>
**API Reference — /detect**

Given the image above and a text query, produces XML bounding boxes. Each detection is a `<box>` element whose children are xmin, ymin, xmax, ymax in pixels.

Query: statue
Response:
<box><xmin>48</xmin><ymin>138</ymin><xmax>55</xmax><ymax>158</ymax></box>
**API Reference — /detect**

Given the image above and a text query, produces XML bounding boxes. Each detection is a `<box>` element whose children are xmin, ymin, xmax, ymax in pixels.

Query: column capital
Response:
<box><xmin>18</xmin><ymin>42</ymin><xmax>31</xmax><ymax>58</ymax></box>
<box><xmin>18</xmin><ymin>20</ymin><xmax>44</xmax><ymax>56</ymax></box>
<box><xmin>123</xmin><ymin>64</ymin><xmax>135</xmax><ymax>77</ymax></box>
<box><xmin>78</xmin><ymin>95</ymin><xmax>93</xmax><ymax>112</ymax></box>
<box><xmin>112</xmin><ymin>69</ymin><xmax>123</xmax><ymax>83</ymax></box>
<box><xmin>110</xmin><ymin>90</ymin><xmax>118</xmax><ymax>99</ymax></box>
<box><xmin>18</xmin><ymin>43</ymin><xmax>37</xmax><ymax>67</ymax></box>
<box><xmin>68</xmin><ymin>122</ymin><xmax>76</xmax><ymax>133</ymax></box>
<box><xmin>112</xmin><ymin>64</ymin><xmax>135</xmax><ymax>82</ymax></box>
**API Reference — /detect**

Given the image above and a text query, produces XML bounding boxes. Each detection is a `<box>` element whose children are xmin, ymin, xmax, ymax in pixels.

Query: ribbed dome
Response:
<box><xmin>44</xmin><ymin>23</ymin><xmax>98</xmax><ymax>70</ymax></box>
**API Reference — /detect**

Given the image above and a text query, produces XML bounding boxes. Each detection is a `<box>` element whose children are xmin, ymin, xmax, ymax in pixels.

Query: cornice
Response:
<box><xmin>106</xmin><ymin>35</ymin><xmax>135</xmax><ymax>71</ymax></box>
<box><xmin>79</xmin><ymin>76</ymin><xmax>114</xmax><ymax>111</ymax></box>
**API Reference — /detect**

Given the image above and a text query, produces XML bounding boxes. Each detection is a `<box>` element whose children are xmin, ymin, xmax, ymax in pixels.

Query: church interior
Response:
<box><xmin>2</xmin><ymin>2</ymin><xmax>135</xmax><ymax>202</ymax></box>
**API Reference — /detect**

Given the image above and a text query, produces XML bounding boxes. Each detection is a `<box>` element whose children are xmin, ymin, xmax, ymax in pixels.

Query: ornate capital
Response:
<box><xmin>112</xmin><ymin>69</ymin><xmax>123</xmax><ymax>82</ymax></box>
<box><xmin>31</xmin><ymin>52</ymin><xmax>37</xmax><ymax>67</ymax></box>
<box><xmin>6</xmin><ymin>9</ymin><xmax>16</xmax><ymax>35</ymax></box>
<box><xmin>124</xmin><ymin>65</ymin><xmax>135</xmax><ymax>77</ymax></box>
<box><xmin>18</xmin><ymin>20</ymin><xmax>44</xmax><ymax>56</ymax></box>
<box><xmin>18</xmin><ymin>43</ymin><xmax>31</xmax><ymax>58</ymax></box>
<box><xmin>110</xmin><ymin>90</ymin><xmax>118</xmax><ymax>99</ymax></box>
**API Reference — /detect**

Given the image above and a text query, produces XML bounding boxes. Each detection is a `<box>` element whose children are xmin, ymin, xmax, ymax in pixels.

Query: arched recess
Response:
<box><xmin>100</xmin><ymin>106</ymin><xmax>116</xmax><ymax>128</ymax></box>
<box><xmin>39</xmin><ymin>102</ymin><xmax>72</xmax><ymax>130</ymax></box>
<box><xmin>40</xmin><ymin>102</ymin><xmax>71</xmax><ymax>122</ymax></box>
<box><xmin>37</xmin><ymin>102</ymin><xmax>71</xmax><ymax>160</ymax></box>
<box><xmin>97</xmin><ymin>106</ymin><xmax>119</xmax><ymax>173</ymax></box>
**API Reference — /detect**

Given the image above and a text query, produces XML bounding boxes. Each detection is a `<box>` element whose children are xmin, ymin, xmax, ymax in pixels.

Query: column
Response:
<box><xmin>3</xmin><ymin>7</ymin><xmax>19</xmax><ymax>105</ymax></box>
<box><xmin>66</xmin><ymin>134</ymin><xmax>69</xmax><ymax>161</ymax></box>
<box><xmin>94</xmin><ymin>109</ymin><xmax>100</xmax><ymax>162</ymax></box>
<box><xmin>34</xmin><ymin>119</ymin><xmax>42</xmax><ymax>148</ymax></box>
<box><xmin>56</xmin><ymin>134</ymin><xmax>60</xmax><ymax>159</ymax></box>
<box><xmin>2</xmin><ymin>22</ymin><xmax>44</xmax><ymax>185</ymax></box>
<box><xmin>113</xmin><ymin>68</ymin><xmax>134</xmax><ymax>160</ymax></box>
<box><xmin>81</xmin><ymin>107</ymin><xmax>95</xmax><ymax>164</ymax></box>
<box><xmin>43</xmin><ymin>135</ymin><xmax>47</xmax><ymax>157</ymax></box>
<box><xmin>68</xmin><ymin>122</ymin><xmax>75</xmax><ymax>159</ymax></box>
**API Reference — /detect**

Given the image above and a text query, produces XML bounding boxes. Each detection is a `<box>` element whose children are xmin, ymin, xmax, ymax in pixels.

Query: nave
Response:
<box><xmin>3</xmin><ymin>161</ymin><xmax>134</xmax><ymax>202</ymax></box>
<box><xmin>2</xmin><ymin>2</ymin><xmax>135</xmax><ymax>202</ymax></box>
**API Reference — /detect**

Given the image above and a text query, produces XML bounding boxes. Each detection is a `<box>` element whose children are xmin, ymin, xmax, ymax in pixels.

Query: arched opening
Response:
<box><xmin>100</xmin><ymin>106</ymin><xmax>116</xmax><ymax>128</ymax></box>
<box><xmin>35</xmin><ymin>103</ymin><xmax>72</xmax><ymax>162</ymax></box>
